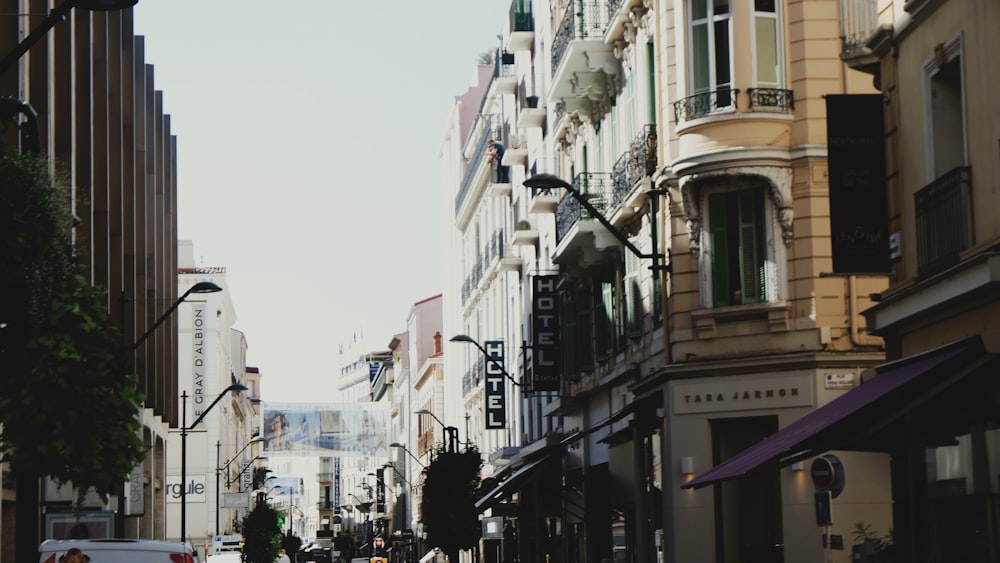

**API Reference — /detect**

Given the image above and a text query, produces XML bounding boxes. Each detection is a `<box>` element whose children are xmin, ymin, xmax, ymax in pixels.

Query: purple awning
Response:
<box><xmin>681</xmin><ymin>342</ymin><xmax>975</xmax><ymax>489</ymax></box>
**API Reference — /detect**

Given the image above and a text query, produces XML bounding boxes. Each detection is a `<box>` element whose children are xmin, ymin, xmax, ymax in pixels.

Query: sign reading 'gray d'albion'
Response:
<box><xmin>532</xmin><ymin>275</ymin><xmax>560</xmax><ymax>392</ymax></box>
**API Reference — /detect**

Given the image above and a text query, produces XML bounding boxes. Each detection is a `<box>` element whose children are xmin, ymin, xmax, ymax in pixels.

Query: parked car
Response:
<box><xmin>39</xmin><ymin>539</ymin><xmax>198</xmax><ymax>563</ymax></box>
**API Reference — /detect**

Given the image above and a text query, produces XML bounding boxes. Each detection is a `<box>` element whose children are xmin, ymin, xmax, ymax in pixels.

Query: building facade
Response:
<box><xmin>440</xmin><ymin>1</ymin><xmax>902</xmax><ymax>563</ymax></box>
<box><xmin>166</xmin><ymin>243</ymin><xmax>259</xmax><ymax>552</ymax></box>
<box><xmin>1</xmin><ymin>2</ymin><xmax>185</xmax><ymax>559</ymax></box>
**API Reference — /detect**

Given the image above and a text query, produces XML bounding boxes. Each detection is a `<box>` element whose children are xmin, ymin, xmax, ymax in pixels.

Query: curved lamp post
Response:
<box><xmin>414</xmin><ymin>408</ymin><xmax>461</xmax><ymax>452</ymax></box>
<box><xmin>382</xmin><ymin>462</ymin><xmax>412</xmax><ymax>488</ymax></box>
<box><xmin>182</xmin><ymin>382</ymin><xmax>248</xmax><ymax>543</ymax></box>
<box><xmin>112</xmin><ymin>281</ymin><xmax>223</xmax><ymax>538</ymax></box>
<box><xmin>134</xmin><ymin>282</ymin><xmax>222</xmax><ymax>350</ymax></box>
<box><xmin>389</xmin><ymin>442</ymin><xmax>425</xmax><ymax>469</ymax></box>
<box><xmin>0</xmin><ymin>0</ymin><xmax>140</xmax><ymax>76</ymax></box>
<box><xmin>216</xmin><ymin>436</ymin><xmax>264</xmax><ymax>534</ymax></box>
<box><xmin>449</xmin><ymin>334</ymin><xmax>522</xmax><ymax>387</ymax></box>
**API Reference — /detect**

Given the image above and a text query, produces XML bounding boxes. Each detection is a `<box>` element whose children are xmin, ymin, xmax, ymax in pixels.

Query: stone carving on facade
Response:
<box><xmin>679</xmin><ymin>166</ymin><xmax>794</xmax><ymax>255</ymax></box>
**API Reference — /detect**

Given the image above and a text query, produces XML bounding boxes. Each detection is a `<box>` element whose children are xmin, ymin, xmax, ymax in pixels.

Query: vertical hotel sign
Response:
<box><xmin>532</xmin><ymin>275</ymin><xmax>560</xmax><ymax>392</ymax></box>
<box><xmin>191</xmin><ymin>302</ymin><xmax>208</xmax><ymax>427</ymax></box>
<box><xmin>484</xmin><ymin>340</ymin><xmax>506</xmax><ymax>429</ymax></box>
<box><xmin>826</xmin><ymin>94</ymin><xmax>889</xmax><ymax>274</ymax></box>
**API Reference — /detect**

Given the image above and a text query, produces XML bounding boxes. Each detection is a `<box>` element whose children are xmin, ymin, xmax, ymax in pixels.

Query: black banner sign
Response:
<box><xmin>826</xmin><ymin>94</ymin><xmax>889</xmax><ymax>274</ymax></box>
<box><xmin>532</xmin><ymin>275</ymin><xmax>560</xmax><ymax>391</ymax></box>
<box><xmin>484</xmin><ymin>340</ymin><xmax>506</xmax><ymax>429</ymax></box>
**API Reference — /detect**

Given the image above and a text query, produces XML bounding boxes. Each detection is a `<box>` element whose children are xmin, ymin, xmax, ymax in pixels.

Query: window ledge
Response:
<box><xmin>691</xmin><ymin>300</ymin><xmax>789</xmax><ymax>339</ymax></box>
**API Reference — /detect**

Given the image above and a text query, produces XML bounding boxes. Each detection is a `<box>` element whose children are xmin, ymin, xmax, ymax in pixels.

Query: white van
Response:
<box><xmin>39</xmin><ymin>538</ymin><xmax>198</xmax><ymax>563</ymax></box>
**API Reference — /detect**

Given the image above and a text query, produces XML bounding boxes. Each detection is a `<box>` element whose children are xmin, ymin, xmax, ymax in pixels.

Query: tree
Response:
<box><xmin>1</xmin><ymin>149</ymin><xmax>147</xmax><ymax>557</ymax></box>
<box><xmin>242</xmin><ymin>500</ymin><xmax>282</xmax><ymax>563</ymax></box>
<box><xmin>419</xmin><ymin>446</ymin><xmax>482</xmax><ymax>563</ymax></box>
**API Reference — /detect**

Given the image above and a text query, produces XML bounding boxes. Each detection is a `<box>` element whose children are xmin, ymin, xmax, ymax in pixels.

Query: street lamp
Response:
<box><xmin>382</xmin><ymin>462</ymin><xmax>412</xmax><ymax>487</ymax></box>
<box><xmin>0</xmin><ymin>0</ymin><xmax>139</xmax><ymax>76</ymax></box>
<box><xmin>389</xmin><ymin>442</ymin><xmax>425</xmax><ymax>468</ymax></box>
<box><xmin>523</xmin><ymin>173</ymin><xmax>668</xmax><ymax>269</ymax></box>
<box><xmin>181</xmin><ymin>383</ymin><xmax>248</xmax><ymax>543</ymax></box>
<box><xmin>449</xmin><ymin>334</ymin><xmax>522</xmax><ymax>387</ymax></box>
<box><xmin>113</xmin><ymin>280</ymin><xmax>222</xmax><ymax>538</ymax></box>
<box><xmin>414</xmin><ymin>408</ymin><xmax>461</xmax><ymax>452</ymax></box>
<box><xmin>216</xmin><ymin>436</ymin><xmax>264</xmax><ymax>534</ymax></box>
<box><xmin>133</xmin><ymin>282</ymin><xmax>222</xmax><ymax>350</ymax></box>
<box><xmin>413</xmin><ymin>408</ymin><xmax>444</xmax><ymax>428</ymax></box>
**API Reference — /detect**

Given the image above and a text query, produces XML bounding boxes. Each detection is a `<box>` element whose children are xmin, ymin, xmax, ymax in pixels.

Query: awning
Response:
<box><xmin>475</xmin><ymin>455</ymin><xmax>552</xmax><ymax>513</ymax></box>
<box><xmin>682</xmin><ymin>339</ymin><xmax>980</xmax><ymax>489</ymax></box>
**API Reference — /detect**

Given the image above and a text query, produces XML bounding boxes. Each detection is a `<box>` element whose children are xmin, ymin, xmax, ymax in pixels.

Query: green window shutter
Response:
<box><xmin>737</xmin><ymin>189</ymin><xmax>766</xmax><ymax>304</ymax></box>
<box><xmin>579</xmin><ymin>285</ymin><xmax>594</xmax><ymax>371</ymax></box>
<box><xmin>561</xmin><ymin>291</ymin><xmax>580</xmax><ymax>380</ymax></box>
<box><xmin>625</xmin><ymin>241</ymin><xmax>643</xmax><ymax>338</ymax></box>
<box><xmin>709</xmin><ymin>192</ymin><xmax>731</xmax><ymax>306</ymax></box>
<box><xmin>647</xmin><ymin>42</ymin><xmax>657</xmax><ymax>123</ymax></box>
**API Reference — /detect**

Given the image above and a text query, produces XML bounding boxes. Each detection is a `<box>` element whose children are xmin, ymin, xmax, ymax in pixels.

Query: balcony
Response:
<box><xmin>517</xmin><ymin>78</ymin><xmax>546</xmax><ymax>130</ymax></box>
<box><xmin>501</xmin><ymin>133</ymin><xmax>528</xmax><ymax>167</ymax></box>
<box><xmin>511</xmin><ymin>219</ymin><xmax>539</xmax><ymax>246</ymax></box>
<box><xmin>529</xmin><ymin>186</ymin><xmax>562</xmax><ymax>214</ymax></box>
<box><xmin>839</xmin><ymin>0</ymin><xmax>881</xmax><ymax>72</ymax></box>
<box><xmin>552</xmin><ymin>173</ymin><xmax>621</xmax><ymax>266</ymax></box>
<box><xmin>506</xmin><ymin>0</ymin><xmax>534</xmax><ymax>52</ymax></box>
<box><xmin>606</xmin><ymin>0</ymin><xmax>649</xmax><ymax>43</ymax></box>
<box><xmin>915</xmin><ymin>166</ymin><xmax>973</xmax><ymax>279</ymax></box>
<box><xmin>494</xmin><ymin>51</ymin><xmax>518</xmax><ymax>95</ymax></box>
<box><xmin>549</xmin><ymin>1</ymin><xmax>617</xmax><ymax>124</ymax></box>
<box><xmin>317</xmin><ymin>499</ymin><xmax>336</xmax><ymax>510</ymax></box>
<box><xmin>610</xmin><ymin>124</ymin><xmax>657</xmax><ymax>217</ymax></box>
<box><xmin>673</xmin><ymin>89</ymin><xmax>739</xmax><ymax>123</ymax></box>
<box><xmin>455</xmin><ymin>116</ymin><xmax>498</xmax><ymax>223</ymax></box>
<box><xmin>317</xmin><ymin>472</ymin><xmax>334</xmax><ymax>482</ymax></box>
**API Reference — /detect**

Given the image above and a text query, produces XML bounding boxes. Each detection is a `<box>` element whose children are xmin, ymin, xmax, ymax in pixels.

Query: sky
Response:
<box><xmin>132</xmin><ymin>1</ymin><xmax>509</xmax><ymax>402</ymax></box>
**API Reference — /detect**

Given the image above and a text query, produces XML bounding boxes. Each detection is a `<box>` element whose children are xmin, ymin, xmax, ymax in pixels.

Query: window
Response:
<box><xmin>752</xmin><ymin>0</ymin><xmax>781</xmax><ymax>88</ymax></box>
<box><xmin>689</xmin><ymin>0</ymin><xmax>733</xmax><ymax>106</ymax></box>
<box><xmin>925</xmin><ymin>38</ymin><xmax>965</xmax><ymax>180</ymax></box>
<box><xmin>594</xmin><ymin>270</ymin><xmax>620</xmax><ymax>360</ymax></box>
<box><xmin>561</xmin><ymin>284</ymin><xmax>593</xmax><ymax>379</ymax></box>
<box><xmin>708</xmin><ymin>188</ymin><xmax>768</xmax><ymax>307</ymax></box>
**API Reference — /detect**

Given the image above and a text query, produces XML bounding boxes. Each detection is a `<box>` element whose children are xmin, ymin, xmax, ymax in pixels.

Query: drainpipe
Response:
<box><xmin>849</xmin><ymin>275</ymin><xmax>883</xmax><ymax>347</ymax></box>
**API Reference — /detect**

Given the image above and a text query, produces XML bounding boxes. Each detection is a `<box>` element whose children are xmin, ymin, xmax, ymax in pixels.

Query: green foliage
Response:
<box><xmin>852</xmin><ymin>521</ymin><xmax>893</xmax><ymax>551</ymax></box>
<box><xmin>333</xmin><ymin>532</ymin><xmax>356</xmax><ymax>562</ymax></box>
<box><xmin>419</xmin><ymin>447</ymin><xmax>482</xmax><ymax>556</ymax></box>
<box><xmin>242</xmin><ymin>502</ymin><xmax>282</xmax><ymax>563</ymax></box>
<box><xmin>281</xmin><ymin>533</ymin><xmax>302</xmax><ymax>559</ymax></box>
<box><xmin>0</xmin><ymin>149</ymin><xmax>74</xmax><ymax>349</ymax></box>
<box><xmin>0</xmin><ymin>149</ymin><xmax>146</xmax><ymax>502</ymax></box>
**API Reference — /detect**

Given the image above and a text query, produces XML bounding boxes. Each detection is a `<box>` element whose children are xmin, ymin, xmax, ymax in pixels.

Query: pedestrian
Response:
<box><xmin>487</xmin><ymin>138</ymin><xmax>509</xmax><ymax>183</ymax></box>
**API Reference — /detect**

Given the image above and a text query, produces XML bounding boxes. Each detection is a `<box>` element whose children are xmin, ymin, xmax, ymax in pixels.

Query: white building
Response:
<box><xmin>166</xmin><ymin>241</ymin><xmax>260</xmax><ymax>552</ymax></box>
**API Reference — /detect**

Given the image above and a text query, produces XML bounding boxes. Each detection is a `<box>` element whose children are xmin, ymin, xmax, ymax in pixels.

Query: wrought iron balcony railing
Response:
<box><xmin>555</xmin><ymin>173</ymin><xmax>615</xmax><ymax>243</ymax></box>
<box><xmin>673</xmin><ymin>89</ymin><xmax>739</xmax><ymax>123</ymax></box>
<box><xmin>611</xmin><ymin>124</ymin><xmax>657</xmax><ymax>207</ymax></box>
<box><xmin>915</xmin><ymin>166</ymin><xmax>973</xmax><ymax>279</ymax></box>
<box><xmin>317</xmin><ymin>500</ymin><xmax>336</xmax><ymax>510</ymax></box>
<box><xmin>746</xmin><ymin>88</ymin><xmax>794</xmax><ymax>111</ymax></box>
<box><xmin>552</xmin><ymin>1</ymin><xmax>610</xmax><ymax>77</ymax></box>
<box><xmin>455</xmin><ymin>116</ymin><xmax>500</xmax><ymax>217</ymax></box>
<box><xmin>607</xmin><ymin>0</ymin><xmax>624</xmax><ymax>17</ymax></box>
